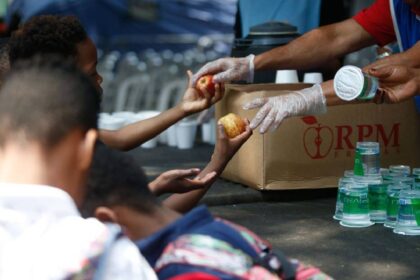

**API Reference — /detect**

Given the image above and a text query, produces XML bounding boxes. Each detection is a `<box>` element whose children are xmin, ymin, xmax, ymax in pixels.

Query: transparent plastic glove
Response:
<box><xmin>192</xmin><ymin>54</ymin><xmax>255</xmax><ymax>84</ymax></box>
<box><xmin>243</xmin><ymin>84</ymin><xmax>327</xmax><ymax>134</ymax></box>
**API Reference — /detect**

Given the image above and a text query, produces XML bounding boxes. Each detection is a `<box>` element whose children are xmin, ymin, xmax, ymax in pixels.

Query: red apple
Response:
<box><xmin>219</xmin><ymin>113</ymin><xmax>246</xmax><ymax>138</ymax></box>
<box><xmin>196</xmin><ymin>75</ymin><xmax>216</xmax><ymax>96</ymax></box>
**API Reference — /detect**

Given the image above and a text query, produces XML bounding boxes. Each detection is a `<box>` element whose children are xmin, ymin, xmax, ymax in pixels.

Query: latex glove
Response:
<box><xmin>243</xmin><ymin>85</ymin><xmax>327</xmax><ymax>134</ymax></box>
<box><xmin>192</xmin><ymin>54</ymin><xmax>255</xmax><ymax>84</ymax></box>
<box><xmin>149</xmin><ymin>168</ymin><xmax>217</xmax><ymax>196</ymax></box>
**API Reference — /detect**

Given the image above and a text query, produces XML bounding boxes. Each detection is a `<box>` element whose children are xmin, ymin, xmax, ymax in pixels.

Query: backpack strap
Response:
<box><xmin>215</xmin><ymin>218</ymin><xmax>298</xmax><ymax>280</ymax></box>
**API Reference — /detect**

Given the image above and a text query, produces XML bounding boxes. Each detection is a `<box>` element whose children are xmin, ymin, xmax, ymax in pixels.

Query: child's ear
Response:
<box><xmin>94</xmin><ymin>206</ymin><xmax>118</xmax><ymax>223</ymax></box>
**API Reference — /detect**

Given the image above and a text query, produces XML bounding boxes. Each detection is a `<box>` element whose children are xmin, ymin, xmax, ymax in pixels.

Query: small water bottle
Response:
<box><xmin>334</xmin><ymin>65</ymin><xmax>378</xmax><ymax>101</ymax></box>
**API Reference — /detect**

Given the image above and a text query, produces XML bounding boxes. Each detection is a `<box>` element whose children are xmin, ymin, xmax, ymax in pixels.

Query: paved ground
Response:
<box><xmin>129</xmin><ymin>144</ymin><xmax>420</xmax><ymax>280</ymax></box>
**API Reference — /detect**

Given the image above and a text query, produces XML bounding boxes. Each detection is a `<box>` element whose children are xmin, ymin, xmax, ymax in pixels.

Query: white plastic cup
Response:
<box><xmin>176</xmin><ymin>120</ymin><xmax>197</xmax><ymax>149</ymax></box>
<box><xmin>275</xmin><ymin>70</ymin><xmax>299</xmax><ymax>84</ymax></box>
<box><xmin>141</xmin><ymin>138</ymin><xmax>158</xmax><ymax>149</ymax></box>
<box><xmin>130</xmin><ymin>111</ymin><xmax>161</xmax><ymax>149</ymax></box>
<box><xmin>112</xmin><ymin>111</ymin><xmax>136</xmax><ymax>124</ymax></box>
<box><xmin>209</xmin><ymin>118</ymin><xmax>216</xmax><ymax>145</ymax></box>
<box><xmin>303</xmin><ymin>72</ymin><xmax>323</xmax><ymax>84</ymax></box>
<box><xmin>201</xmin><ymin>122</ymin><xmax>212</xmax><ymax>143</ymax></box>
<box><xmin>167</xmin><ymin>125</ymin><xmax>178</xmax><ymax>147</ymax></box>
<box><xmin>98</xmin><ymin>115</ymin><xmax>126</xmax><ymax>131</ymax></box>
<box><xmin>159</xmin><ymin>131</ymin><xmax>168</xmax><ymax>144</ymax></box>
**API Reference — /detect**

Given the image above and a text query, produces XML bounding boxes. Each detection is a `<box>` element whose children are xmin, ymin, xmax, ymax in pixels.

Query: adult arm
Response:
<box><xmin>193</xmin><ymin>19</ymin><xmax>375</xmax><ymax>84</ymax></box>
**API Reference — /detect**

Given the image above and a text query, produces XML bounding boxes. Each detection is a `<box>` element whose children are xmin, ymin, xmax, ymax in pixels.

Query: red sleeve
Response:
<box><xmin>353</xmin><ymin>0</ymin><xmax>396</xmax><ymax>46</ymax></box>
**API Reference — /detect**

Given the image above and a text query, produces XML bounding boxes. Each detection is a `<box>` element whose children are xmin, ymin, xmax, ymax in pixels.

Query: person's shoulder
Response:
<box><xmin>105</xmin><ymin>236</ymin><xmax>158</xmax><ymax>280</ymax></box>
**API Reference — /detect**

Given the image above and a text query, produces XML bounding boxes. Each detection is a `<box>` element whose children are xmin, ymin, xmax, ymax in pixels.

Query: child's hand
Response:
<box><xmin>179</xmin><ymin>70</ymin><xmax>224</xmax><ymax>115</ymax></box>
<box><xmin>149</xmin><ymin>168</ymin><xmax>217</xmax><ymax>196</ymax></box>
<box><xmin>213</xmin><ymin>119</ymin><xmax>252</xmax><ymax>163</ymax></box>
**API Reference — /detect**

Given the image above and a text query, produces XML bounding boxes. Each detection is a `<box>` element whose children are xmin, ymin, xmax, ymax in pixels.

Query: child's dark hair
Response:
<box><xmin>9</xmin><ymin>15</ymin><xmax>87</xmax><ymax>64</ymax></box>
<box><xmin>0</xmin><ymin>55</ymin><xmax>100</xmax><ymax>147</ymax></box>
<box><xmin>82</xmin><ymin>144</ymin><xmax>160</xmax><ymax>218</ymax></box>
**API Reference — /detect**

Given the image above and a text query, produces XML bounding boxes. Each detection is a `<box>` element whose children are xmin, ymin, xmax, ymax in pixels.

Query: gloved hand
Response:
<box><xmin>192</xmin><ymin>54</ymin><xmax>255</xmax><ymax>84</ymax></box>
<box><xmin>243</xmin><ymin>84</ymin><xmax>327</xmax><ymax>134</ymax></box>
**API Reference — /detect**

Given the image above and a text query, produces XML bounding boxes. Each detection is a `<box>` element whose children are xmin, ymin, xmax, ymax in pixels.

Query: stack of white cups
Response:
<box><xmin>167</xmin><ymin>119</ymin><xmax>198</xmax><ymax>150</ymax></box>
<box><xmin>275</xmin><ymin>70</ymin><xmax>323</xmax><ymax>84</ymax></box>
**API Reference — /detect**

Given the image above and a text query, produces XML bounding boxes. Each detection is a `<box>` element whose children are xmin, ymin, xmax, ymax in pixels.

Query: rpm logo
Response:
<box><xmin>301</xmin><ymin>116</ymin><xmax>401</xmax><ymax>159</ymax></box>
<box><xmin>302</xmin><ymin>116</ymin><xmax>333</xmax><ymax>159</ymax></box>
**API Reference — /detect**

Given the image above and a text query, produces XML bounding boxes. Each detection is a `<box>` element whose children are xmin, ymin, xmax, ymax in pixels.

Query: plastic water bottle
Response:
<box><xmin>334</xmin><ymin>65</ymin><xmax>378</xmax><ymax>101</ymax></box>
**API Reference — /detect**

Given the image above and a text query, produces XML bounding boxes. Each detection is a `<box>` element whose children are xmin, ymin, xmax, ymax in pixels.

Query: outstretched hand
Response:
<box><xmin>213</xmin><ymin>119</ymin><xmax>253</xmax><ymax>162</ymax></box>
<box><xmin>149</xmin><ymin>168</ymin><xmax>217</xmax><ymax>196</ymax></box>
<box><xmin>180</xmin><ymin>70</ymin><xmax>224</xmax><ymax>115</ymax></box>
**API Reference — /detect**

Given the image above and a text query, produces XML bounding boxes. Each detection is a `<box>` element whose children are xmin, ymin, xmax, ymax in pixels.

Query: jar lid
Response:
<box><xmin>249</xmin><ymin>21</ymin><xmax>298</xmax><ymax>36</ymax></box>
<box><xmin>333</xmin><ymin>66</ymin><xmax>364</xmax><ymax>101</ymax></box>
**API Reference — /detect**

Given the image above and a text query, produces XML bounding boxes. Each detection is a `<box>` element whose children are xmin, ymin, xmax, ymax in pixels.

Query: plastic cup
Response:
<box><xmin>112</xmin><ymin>111</ymin><xmax>136</xmax><ymax>123</ymax></box>
<box><xmin>98</xmin><ymin>115</ymin><xmax>126</xmax><ymax>131</ymax></box>
<box><xmin>354</xmin><ymin>142</ymin><xmax>380</xmax><ymax>176</ymax></box>
<box><xmin>380</xmin><ymin>168</ymin><xmax>390</xmax><ymax>178</ymax></box>
<box><xmin>209</xmin><ymin>118</ymin><xmax>216</xmax><ymax>145</ymax></box>
<box><xmin>159</xmin><ymin>131</ymin><xmax>168</xmax><ymax>144</ymax></box>
<box><xmin>275</xmin><ymin>70</ymin><xmax>299</xmax><ymax>84</ymax></box>
<box><xmin>390</xmin><ymin>176</ymin><xmax>415</xmax><ymax>188</ymax></box>
<box><xmin>389</xmin><ymin>165</ymin><xmax>411</xmax><ymax>177</ymax></box>
<box><xmin>133</xmin><ymin>111</ymin><xmax>161</xmax><ymax>149</ymax></box>
<box><xmin>201</xmin><ymin>122</ymin><xmax>212</xmax><ymax>144</ymax></box>
<box><xmin>393</xmin><ymin>189</ymin><xmax>420</xmax><ymax>236</ymax></box>
<box><xmin>167</xmin><ymin>125</ymin><xmax>178</xmax><ymax>147</ymax></box>
<box><xmin>176</xmin><ymin>120</ymin><xmax>198</xmax><ymax>149</ymax></box>
<box><xmin>384</xmin><ymin>182</ymin><xmax>411</xmax><ymax>228</ymax></box>
<box><xmin>202</xmin><ymin>118</ymin><xmax>216</xmax><ymax>145</ymax></box>
<box><xmin>340</xmin><ymin>182</ymin><xmax>374</xmax><ymax>228</ymax></box>
<box><xmin>354</xmin><ymin>175</ymin><xmax>386</xmax><ymax>223</ymax></box>
<box><xmin>303</xmin><ymin>72</ymin><xmax>323</xmax><ymax>84</ymax></box>
<box><xmin>413</xmin><ymin>168</ymin><xmax>420</xmax><ymax>189</ymax></box>
<box><xmin>344</xmin><ymin>170</ymin><xmax>354</xmax><ymax>178</ymax></box>
<box><xmin>333</xmin><ymin>177</ymin><xmax>353</xmax><ymax>220</ymax></box>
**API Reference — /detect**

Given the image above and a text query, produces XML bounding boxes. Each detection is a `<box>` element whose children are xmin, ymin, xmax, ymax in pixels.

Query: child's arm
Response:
<box><xmin>162</xmin><ymin>120</ymin><xmax>252</xmax><ymax>213</ymax></box>
<box><xmin>99</xmin><ymin>71</ymin><xmax>223</xmax><ymax>151</ymax></box>
<box><xmin>149</xmin><ymin>168</ymin><xmax>217</xmax><ymax>196</ymax></box>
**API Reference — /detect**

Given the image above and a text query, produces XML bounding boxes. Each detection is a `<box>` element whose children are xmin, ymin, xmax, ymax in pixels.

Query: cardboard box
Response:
<box><xmin>216</xmin><ymin>83</ymin><xmax>420</xmax><ymax>190</ymax></box>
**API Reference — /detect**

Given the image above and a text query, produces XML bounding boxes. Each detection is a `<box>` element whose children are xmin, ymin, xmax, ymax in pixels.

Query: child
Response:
<box><xmin>8</xmin><ymin>14</ymin><xmax>224</xmax><ymax>212</ymax></box>
<box><xmin>8</xmin><ymin>15</ymin><xmax>223</xmax><ymax>151</ymax></box>
<box><xmin>0</xmin><ymin>56</ymin><xmax>156</xmax><ymax>279</ymax></box>
<box><xmin>83</xmin><ymin>132</ymin><xmax>332</xmax><ymax>280</ymax></box>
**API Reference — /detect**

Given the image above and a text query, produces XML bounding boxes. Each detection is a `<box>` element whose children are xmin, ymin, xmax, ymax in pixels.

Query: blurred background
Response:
<box><xmin>0</xmin><ymin>0</ymin><xmax>382</xmax><ymax>113</ymax></box>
